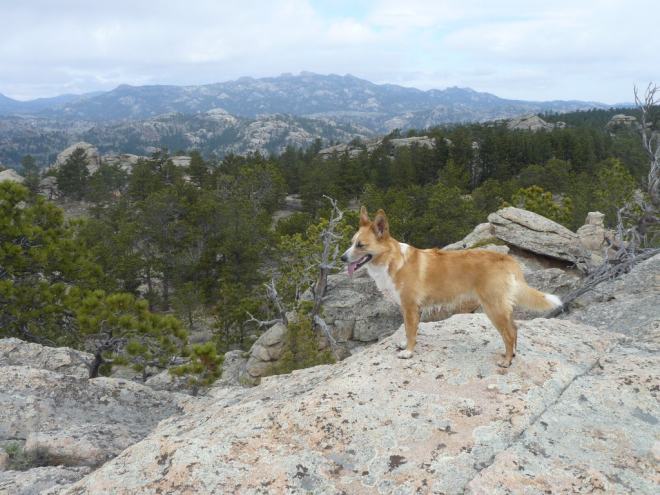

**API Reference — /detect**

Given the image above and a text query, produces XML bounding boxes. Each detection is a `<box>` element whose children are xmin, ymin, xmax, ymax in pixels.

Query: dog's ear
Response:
<box><xmin>359</xmin><ymin>206</ymin><xmax>370</xmax><ymax>227</ymax></box>
<box><xmin>373</xmin><ymin>209</ymin><xmax>389</xmax><ymax>238</ymax></box>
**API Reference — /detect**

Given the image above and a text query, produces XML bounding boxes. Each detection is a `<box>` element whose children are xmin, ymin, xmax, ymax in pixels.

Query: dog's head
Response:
<box><xmin>341</xmin><ymin>206</ymin><xmax>391</xmax><ymax>276</ymax></box>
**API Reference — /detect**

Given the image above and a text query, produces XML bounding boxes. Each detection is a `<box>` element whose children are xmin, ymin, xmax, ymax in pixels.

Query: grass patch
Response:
<box><xmin>3</xmin><ymin>442</ymin><xmax>53</xmax><ymax>471</ymax></box>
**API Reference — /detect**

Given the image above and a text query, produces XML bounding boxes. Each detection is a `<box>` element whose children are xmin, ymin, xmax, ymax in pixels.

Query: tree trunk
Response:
<box><xmin>162</xmin><ymin>269</ymin><xmax>170</xmax><ymax>310</ymax></box>
<box><xmin>90</xmin><ymin>352</ymin><xmax>104</xmax><ymax>378</ymax></box>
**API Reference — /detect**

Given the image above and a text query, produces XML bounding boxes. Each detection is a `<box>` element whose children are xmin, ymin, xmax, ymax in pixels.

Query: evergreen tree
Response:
<box><xmin>75</xmin><ymin>290</ymin><xmax>188</xmax><ymax>378</ymax></box>
<box><xmin>20</xmin><ymin>155</ymin><xmax>40</xmax><ymax>194</ymax></box>
<box><xmin>511</xmin><ymin>185</ymin><xmax>573</xmax><ymax>226</ymax></box>
<box><xmin>170</xmin><ymin>341</ymin><xmax>223</xmax><ymax>394</ymax></box>
<box><xmin>187</xmin><ymin>151</ymin><xmax>209</xmax><ymax>188</ymax></box>
<box><xmin>0</xmin><ymin>182</ymin><xmax>102</xmax><ymax>345</ymax></box>
<box><xmin>56</xmin><ymin>147</ymin><xmax>90</xmax><ymax>200</ymax></box>
<box><xmin>86</xmin><ymin>162</ymin><xmax>128</xmax><ymax>204</ymax></box>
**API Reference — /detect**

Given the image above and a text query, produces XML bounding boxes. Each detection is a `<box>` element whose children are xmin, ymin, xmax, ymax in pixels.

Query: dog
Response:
<box><xmin>341</xmin><ymin>207</ymin><xmax>562</xmax><ymax>367</ymax></box>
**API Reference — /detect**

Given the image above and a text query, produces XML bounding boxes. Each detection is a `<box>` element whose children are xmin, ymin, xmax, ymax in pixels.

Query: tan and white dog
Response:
<box><xmin>341</xmin><ymin>207</ymin><xmax>562</xmax><ymax>367</ymax></box>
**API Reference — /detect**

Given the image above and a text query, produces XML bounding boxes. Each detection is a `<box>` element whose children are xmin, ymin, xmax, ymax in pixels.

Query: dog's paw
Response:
<box><xmin>396</xmin><ymin>339</ymin><xmax>408</xmax><ymax>350</ymax></box>
<box><xmin>397</xmin><ymin>350</ymin><xmax>413</xmax><ymax>359</ymax></box>
<box><xmin>497</xmin><ymin>357</ymin><xmax>512</xmax><ymax>368</ymax></box>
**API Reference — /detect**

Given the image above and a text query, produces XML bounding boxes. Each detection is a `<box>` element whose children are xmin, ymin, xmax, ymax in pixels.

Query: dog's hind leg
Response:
<box><xmin>397</xmin><ymin>304</ymin><xmax>420</xmax><ymax>359</ymax></box>
<box><xmin>481</xmin><ymin>302</ymin><xmax>517</xmax><ymax>368</ymax></box>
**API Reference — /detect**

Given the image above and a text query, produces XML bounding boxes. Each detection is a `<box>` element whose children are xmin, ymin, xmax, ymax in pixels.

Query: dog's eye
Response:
<box><xmin>356</xmin><ymin>242</ymin><xmax>365</xmax><ymax>249</ymax></box>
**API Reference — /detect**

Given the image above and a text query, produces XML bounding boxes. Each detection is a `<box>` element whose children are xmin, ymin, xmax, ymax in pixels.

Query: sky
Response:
<box><xmin>1</xmin><ymin>0</ymin><xmax>658</xmax><ymax>103</ymax></box>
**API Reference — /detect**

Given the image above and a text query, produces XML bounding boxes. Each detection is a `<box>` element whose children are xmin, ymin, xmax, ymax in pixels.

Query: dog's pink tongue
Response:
<box><xmin>347</xmin><ymin>261</ymin><xmax>358</xmax><ymax>277</ymax></box>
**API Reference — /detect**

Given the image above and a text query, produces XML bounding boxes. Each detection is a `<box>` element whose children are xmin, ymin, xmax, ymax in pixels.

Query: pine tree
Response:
<box><xmin>511</xmin><ymin>185</ymin><xmax>573</xmax><ymax>226</ymax></box>
<box><xmin>20</xmin><ymin>155</ymin><xmax>40</xmax><ymax>194</ymax></box>
<box><xmin>56</xmin><ymin>148</ymin><xmax>90</xmax><ymax>200</ymax></box>
<box><xmin>75</xmin><ymin>290</ymin><xmax>188</xmax><ymax>378</ymax></box>
<box><xmin>0</xmin><ymin>182</ymin><xmax>102</xmax><ymax>346</ymax></box>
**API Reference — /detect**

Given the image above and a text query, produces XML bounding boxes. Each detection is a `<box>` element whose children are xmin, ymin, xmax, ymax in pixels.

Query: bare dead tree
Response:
<box><xmin>634</xmin><ymin>82</ymin><xmax>660</xmax><ymax>208</ymax></box>
<box><xmin>305</xmin><ymin>196</ymin><xmax>346</xmax><ymax>358</ymax></box>
<box><xmin>246</xmin><ymin>278</ymin><xmax>289</xmax><ymax>328</ymax></box>
<box><xmin>310</xmin><ymin>195</ymin><xmax>344</xmax><ymax>319</ymax></box>
<box><xmin>548</xmin><ymin>84</ymin><xmax>660</xmax><ymax>316</ymax></box>
<box><xmin>548</xmin><ymin>242</ymin><xmax>659</xmax><ymax>318</ymax></box>
<box><xmin>245</xmin><ymin>196</ymin><xmax>346</xmax><ymax>358</ymax></box>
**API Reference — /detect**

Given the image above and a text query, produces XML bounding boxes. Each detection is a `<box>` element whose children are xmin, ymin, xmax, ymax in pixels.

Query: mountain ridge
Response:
<box><xmin>0</xmin><ymin>72</ymin><xmax>611</xmax><ymax>125</ymax></box>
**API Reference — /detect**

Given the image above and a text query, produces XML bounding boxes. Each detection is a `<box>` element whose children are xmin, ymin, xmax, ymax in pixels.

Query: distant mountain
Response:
<box><xmin>0</xmin><ymin>73</ymin><xmax>618</xmax><ymax>168</ymax></box>
<box><xmin>0</xmin><ymin>73</ymin><xmax>609</xmax><ymax>131</ymax></box>
<box><xmin>0</xmin><ymin>91</ymin><xmax>101</xmax><ymax>115</ymax></box>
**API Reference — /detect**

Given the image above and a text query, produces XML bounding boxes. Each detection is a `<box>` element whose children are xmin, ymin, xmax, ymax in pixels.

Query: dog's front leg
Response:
<box><xmin>397</xmin><ymin>304</ymin><xmax>420</xmax><ymax>359</ymax></box>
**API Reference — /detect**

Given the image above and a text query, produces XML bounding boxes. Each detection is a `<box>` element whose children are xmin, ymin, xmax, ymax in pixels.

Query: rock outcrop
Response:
<box><xmin>318</xmin><ymin>135</ymin><xmax>436</xmax><ymax>159</ymax></box>
<box><xmin>0</xmin><ymin>466</ymin><xmax>92</xmax><ymax>495</ymax></box>
<box><xmin>451</xmin><ymin>209</ymin><xmax>613</xmax><ymax>273</ymax></box>
<box><xmin>0</xmin><ymin>339</ymin><xmax>192</xmax><ymax>493</ymax></box>
<box><xmin>242</xmin><ymin>321</ymin><xmax>288</xmax><ymax>382</ymax></box>
<box><xmin>443</xmin><ymin>222</ymin><xmax>494</xmax><ymax>250</ymax></box>
<box><xmin>506</xmin><ymin>114</ymin><xmax>554</xmax><ymax>132</ymax></box>
<box><xmin>102</xmin><ymin>153</ymin><xmax>142</xmax><ymax>171</ymax></box>
<box><xmin>53</xmin><ymin>142</ymin><xmax>101</xmax><ymax>173</ymax></box>
<box><xmin>606</xmin><ymin>113</ymin><xmax>638</xmax><ymax>130</ymax></box>
<box><xmin>241</xmin><ymin>269</ymin><xmax>403</xmax><ymax>382</ymax></box>
<box><xmin>562</xmin><ymin>253</ymin><xmax>660</xmax><ymax>335</ymax></box>
<box><xmin>0</xmin><ymin>338</ymin><xmax>93</xmax><ymax>379</ymax></box>
<box><xmin>487</xmin><ymin>207</ymin><xmax>590</xmax><ymax>263</ymax></box>
<box><xmin>0</xmin><ymin>168</ymin><xmax>24</xmax><ymax>184</ymax></box>
<box><xmin>59</xmin><ymin>313</ymin><xmax>658</xmax><ymax>494</ymax></box>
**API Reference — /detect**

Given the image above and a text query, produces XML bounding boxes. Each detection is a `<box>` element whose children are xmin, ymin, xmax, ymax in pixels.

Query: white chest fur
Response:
<box><xmin>366</xmin><ymin>263</ymin><xmax>401</xmax><ymax>306</ymax></box>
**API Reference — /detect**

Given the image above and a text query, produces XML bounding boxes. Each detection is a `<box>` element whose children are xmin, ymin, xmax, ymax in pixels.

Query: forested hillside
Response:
<box><xmin>1</xmin><ymin>107</ymin><xmax>654</xmax><ymax>388</ymax></box>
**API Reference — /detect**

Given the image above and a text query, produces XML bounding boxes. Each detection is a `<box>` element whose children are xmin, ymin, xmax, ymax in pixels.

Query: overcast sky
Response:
<box><xmin>1</xmin><ymin>0</ymin><xmax>657</xmax><ymax>103</ymax></box>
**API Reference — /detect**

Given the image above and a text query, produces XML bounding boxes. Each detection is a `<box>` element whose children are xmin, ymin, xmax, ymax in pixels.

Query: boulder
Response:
<box><xmin>215</xmin><ymin>350</ymin><xmax>248</xmax><ymax>387</ymax></box>
<box><xmin>488</xmin><ymin>207</ymin><xmax>589</xmax><ymax>263</ymax></box>
<box><xmin>53</xmin><ymin>143</ymin><xmax>101</xmax><ymax>173</ymax></box>
<box><xmin>60</xmin><ymin>314</ymin><xmax>658</xmax><ymax>494</ymax></box>
<box><xmin>443</xmin><ymin>223</ymin><xmax>495</xmax><ymax>250</ymax></box>
<box><xmin>0</xmin><ymin>338</ymin><xmax>93</xmax><ymax>379</ymax></box>
<box><xmin>242</xmin><ymin>322</ymin><xmax>287</xmax><ymax>381</ymax></box>
<box><xmin>240</xmin><ymin>270</ymin><xmax>403</xmax><ymax>383</ymax></box>
<box><xmin>0</xmin><ymin>339</ymin><xmax>191</xmax><ymax>471</ymax></box>
<box><xmin>319</xmin><ymin>270</ymin><xmax>402</xmax><ymax>343</ymax></box>
<box><xmin>576</xmin><ymin>211</ymin><xmax>613</xmax><ymax>264</ymax></box>
<box><xmin>0</xmin><ymin>168</ymin><xmax>25</xmax><ymax>184</ymax></box>
<box><xmin>0</xmin><ymin>367</ymin><xmax>189</xmax><ymax>467</ymax></box>
<box><xmin>563</xmin><ymin>253</ymin><xmax>660</xmax><ymax>335</ymax></box>
<box><xmin>144</xmin><ymin>369</ymin><xmax>190</xmax><ymax>393</ymax></box>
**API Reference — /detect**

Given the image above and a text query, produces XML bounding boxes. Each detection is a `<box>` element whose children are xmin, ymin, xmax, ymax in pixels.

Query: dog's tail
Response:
<box><xmin>515</xmin><ymin>283</ymin><xmax>562</xmax><ymax>312</ymax></box>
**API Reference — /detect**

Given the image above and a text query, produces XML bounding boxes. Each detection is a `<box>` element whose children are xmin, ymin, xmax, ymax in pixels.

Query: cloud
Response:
<box><xmin>0</xmin><ymin>0</ymin><xmax>657</xmax><ymax>103</ymax></box>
